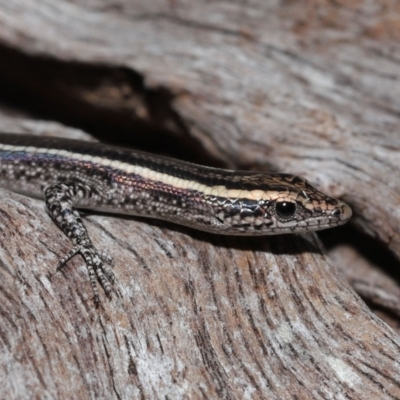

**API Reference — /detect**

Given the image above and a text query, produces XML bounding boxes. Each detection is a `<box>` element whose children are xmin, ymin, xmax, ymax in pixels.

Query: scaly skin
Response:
<box><xmin>0</xmin><ymin>134</ymin><xmax>352</xmax><ymax>305</ymax></box>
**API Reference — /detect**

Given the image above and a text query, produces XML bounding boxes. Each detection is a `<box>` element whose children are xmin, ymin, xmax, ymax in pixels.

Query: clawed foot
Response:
<box><xmin>57</xmin><ymin>245</ymin><xmax>115</xmax><ymax>307</ymax></box>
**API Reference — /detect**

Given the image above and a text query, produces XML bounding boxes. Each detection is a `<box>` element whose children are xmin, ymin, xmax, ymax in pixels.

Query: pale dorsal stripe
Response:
<box><xmin>0</xmin><ymin>144</ymin><xmax>289</xmax><ymax>202</ymax></box>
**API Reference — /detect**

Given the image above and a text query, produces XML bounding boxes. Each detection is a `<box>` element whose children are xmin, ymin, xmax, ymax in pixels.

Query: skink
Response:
<box><xmin>0</xmin><ymin>133</ymin><xmax>352</xmax><ymax>306</ymax></box>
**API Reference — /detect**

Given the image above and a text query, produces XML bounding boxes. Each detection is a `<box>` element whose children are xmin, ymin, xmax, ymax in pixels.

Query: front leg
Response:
<box><xmin>44</xmin><ymin>183</ymin><xmax>114</xmax><ymax>307</ymax></box>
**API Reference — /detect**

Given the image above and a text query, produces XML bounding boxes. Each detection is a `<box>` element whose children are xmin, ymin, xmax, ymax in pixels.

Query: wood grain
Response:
<box><xmin>0</xmin><ymin>1</ymin><xmax>399</xmax><ymax>399</ymax></box>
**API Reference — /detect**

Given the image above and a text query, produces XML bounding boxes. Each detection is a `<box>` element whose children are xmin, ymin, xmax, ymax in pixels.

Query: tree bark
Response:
<box><xmin>0</xmin><ymin>1</ymin><xmax>399</xmax><ymax>399</ymax></box>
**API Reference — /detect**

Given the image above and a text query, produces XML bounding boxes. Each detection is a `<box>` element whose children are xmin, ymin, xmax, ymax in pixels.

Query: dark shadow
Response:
<box><xmin>0</xmin><ymin>46</ymin><xmax>376</xmax><ymax>262</ymax></box>
<box><xmin>0</xmin><ymin>44</ymin><xmax>225</xmax><ymax>167</ymax></box>
<box><xmin>82</xmin><ymin>209</ymin><xmax>326</xmax><ymax>256</ymax></box>
<box><xmin>320</xmin><ymin>224</ymin><xmax>400</xmax><ymax>283</ymax></box>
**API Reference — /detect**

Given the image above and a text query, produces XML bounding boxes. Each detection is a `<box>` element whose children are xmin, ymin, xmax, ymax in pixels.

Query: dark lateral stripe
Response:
<box><xmin>0</xmin><ymin>133</ymin><xmax>302</xmax><ymax>193</ymax></box>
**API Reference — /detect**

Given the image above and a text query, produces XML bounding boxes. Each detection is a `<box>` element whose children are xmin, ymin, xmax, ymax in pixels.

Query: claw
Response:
<box><xmin>45</xmin><ymin>183</ymin><xmax>116</xmax><ymax>307</ymax></box>
<box><xmin>57</xmin><ymin>244</ymin><xmax>115</xmax><ymax>305</ymax></box>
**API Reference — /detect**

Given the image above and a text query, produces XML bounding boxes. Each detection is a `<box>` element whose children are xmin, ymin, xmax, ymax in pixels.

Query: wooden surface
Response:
<box><xmin>0</xmin><ymin>1</ymin><xmax>400</xmax><ymax>399</ymax></box>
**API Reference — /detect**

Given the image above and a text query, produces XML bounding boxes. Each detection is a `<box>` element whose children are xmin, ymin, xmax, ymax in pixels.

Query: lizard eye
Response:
<box><xmin>275</xmin><ymin>201</ymin><xmax>297</xmax><ymax>219</ymax></box>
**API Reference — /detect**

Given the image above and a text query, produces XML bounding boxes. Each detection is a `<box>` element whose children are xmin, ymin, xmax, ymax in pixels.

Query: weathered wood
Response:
<box><xmin>0</xmin><ymin>1</ymin><xmax>399</xmax><ymax>399</ymax></box>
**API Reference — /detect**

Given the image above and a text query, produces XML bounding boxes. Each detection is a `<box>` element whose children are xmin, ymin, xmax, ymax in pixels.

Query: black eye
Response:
<box><xmin>275</xmin><ymin>201</ymin><xmax>297</xmax><ymax>219</ymax></box>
